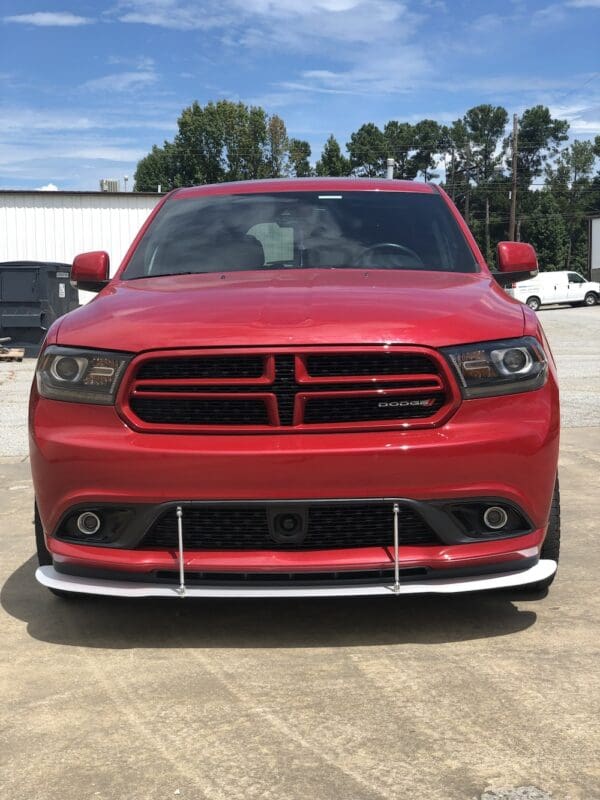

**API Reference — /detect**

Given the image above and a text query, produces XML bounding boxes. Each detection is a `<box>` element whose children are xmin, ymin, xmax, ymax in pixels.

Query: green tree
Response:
<box><xmin>545</xmin><ymin>140</ymin><xmax>597</xmax><ymax>271</ymax></box>
<box><xmin>288</xmin><ymin>138</ymin><xmax>312</xmax><ymax>177</ymax></box>
<box><xmin>522</xmin><ymin>192</ymin><xmax>569</xmax><ymax>271</ymax></box>
<box><xmin>507</xmin><ymin>105</ymin><xmax>569</xmax><ymax>191</ymax></box>
<box><xmin>315</xmin><ymin>135</ymin><xmax>351</xmax><ymax>176</ymax></box>
<box><xmin>462</xmin><ymin>105</ymin><xmax>509</xmax><ymax>262</ymax></box>
<box><xmin>443</xmin><ymin>118</ymin><xmax>471</xmax><ymax>208</ymax></box>
<box><xmin>411</xmin><ymin>119</ymin><xmax>443</xmax><ymax>181</ymax></box>
<box><xmin>347</xmin><ymin>123</ymin><xmax>386</xmax><ymax>177</ymax></box>
<box><xmin>134</xmin><ymin>142</ymin><xmax>179</xmax><ymax>192</ymax></box>
<box><xmin>221</xmin><ymin>102</ymin><xmax>268</xmax><ymax>181</ymax></box>
<box><xmin>383</xmin><ymin>121</ymin><xmax>418</xmax><ymax>179</ymax></box>
<box><xmin>264</xmin><ymin>114</ymin><xmax>288</xmax><ymax>178</ymax></box>
<box><xmin>134</xmin><ymin>100</ymin><xmax>312</xmax><ymax>189</ymax></box>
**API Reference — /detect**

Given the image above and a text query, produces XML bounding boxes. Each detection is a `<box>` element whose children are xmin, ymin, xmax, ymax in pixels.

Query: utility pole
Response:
<box><xmin>509</xmin><ymin>113</ymin><xmax>518</xmax><ymax>241</ymax></box>
<box><xmin>386</xmin><ymin>158</ymin><xmax>395</xmax><ymax>180</ymax></box>
<box><xmin>485</xmin><ymin>196</ymin><xmax>490</xmax><ymax>263</ymax></box>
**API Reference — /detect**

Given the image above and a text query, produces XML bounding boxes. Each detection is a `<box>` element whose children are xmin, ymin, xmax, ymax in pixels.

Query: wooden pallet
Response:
<box><xmin>0</xmin><ymin>347</ymin><xmax>25</xmax><ymax>362</ymax></box>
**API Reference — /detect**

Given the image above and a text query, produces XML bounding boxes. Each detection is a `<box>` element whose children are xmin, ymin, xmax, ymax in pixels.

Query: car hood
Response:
<box><xmin>57</xmin><ymin>269</ymin><xmax>525</xmax><ymax>351</ymax></box>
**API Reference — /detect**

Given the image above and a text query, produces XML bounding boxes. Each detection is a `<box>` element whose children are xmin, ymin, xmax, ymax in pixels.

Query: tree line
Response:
<box><xmin>134</xmin><ymin>100</ymin><xmax>600</xmax><ymax>273</ymax></box>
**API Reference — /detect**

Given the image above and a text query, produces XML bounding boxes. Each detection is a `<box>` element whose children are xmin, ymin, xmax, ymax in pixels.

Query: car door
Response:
<box><xmin>545</xmin><ymin>273</ymin><xmax>568</xmax><ymax>304</ymax></box>
<box><xmin>566</xmin><ymin>272</ymin><xmax>586</xmax><ymax>304</ymax></box>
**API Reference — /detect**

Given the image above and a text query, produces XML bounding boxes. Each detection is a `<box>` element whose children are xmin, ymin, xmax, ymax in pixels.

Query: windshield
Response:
<box><xmin>123</xmin><ymin>191</ymin><xmax>478</xmax><ymax>279</ymax></box>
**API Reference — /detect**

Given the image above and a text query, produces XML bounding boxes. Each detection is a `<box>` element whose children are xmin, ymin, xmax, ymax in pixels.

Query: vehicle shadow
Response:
<box><xmin>2</xmin><ymin>556</ymin><xmax>538</xmax><ymax>649</ymax></box>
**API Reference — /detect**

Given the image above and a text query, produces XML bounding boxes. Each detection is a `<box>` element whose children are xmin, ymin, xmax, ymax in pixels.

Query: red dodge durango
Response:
<box><xmin>30</xmin><ymin>178</ymin><xmax>560</xmax><ymax>599</ymax></box>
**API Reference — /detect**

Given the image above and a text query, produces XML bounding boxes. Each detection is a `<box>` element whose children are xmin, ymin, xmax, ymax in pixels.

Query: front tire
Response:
<box><xmin>526</xmin><ymin>296</ymin><xmax>541</xmax><ymax>311</ymax></box>
<box><xmin>521</xmin><ymin>480</ymin><xmax>560</xmax><ymax>594</ymax></box>
<box><xmin>35</xmin><ymin>504</ymin><xmax>75</xmax><ymax>599</ymax></box>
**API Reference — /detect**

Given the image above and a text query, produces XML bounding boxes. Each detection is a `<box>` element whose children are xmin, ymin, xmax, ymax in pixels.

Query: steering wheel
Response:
<box><xmin>353</xmin><ymin>242</ymin><xmax>424</xmax><ymax>269</ymax></box>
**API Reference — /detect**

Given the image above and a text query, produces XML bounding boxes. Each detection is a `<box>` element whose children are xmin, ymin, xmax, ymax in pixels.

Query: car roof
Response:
<box><xmin>173</xmin><ymin>177</ymin><xmax>438</xmax><ymax>200</ymax></box>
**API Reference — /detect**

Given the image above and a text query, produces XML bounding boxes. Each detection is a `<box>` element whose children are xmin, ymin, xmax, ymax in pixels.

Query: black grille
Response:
<box><xmin>138</xmin><ymin>356</ymin><xmax>264</xmax><ymax>380</ymax></box>
<box><xmin>304</xmin><ymin>394</ymin><xmax>445</xmax><ymax>424</ymax></box>
<box><xmin>306</xmin><ymin>353</ymin><xmax>436</xmax><ymax>377</ymax></box>
<box><xmin>128</xmin><ymin>350</ymin><xmax>448</xmax><ymax>429</ymax></box>
<box><xmin>273</xmin><ymin>355</ymin><xmax>296</xmax><ymax>425</ymax></box>
<box><xmin>139</xmin><ymin>503</ymin><xmax>438</xmax><ymax>550</ymax></box>
<box><xmin>130</xmin><ymin>397</ymin><xmax>269</xmax><ymax>425</ymax></box>
<box><xmin>154</xmin><ymin>567</ymin><xmax>429</xmax><ymax>585</ymax></box>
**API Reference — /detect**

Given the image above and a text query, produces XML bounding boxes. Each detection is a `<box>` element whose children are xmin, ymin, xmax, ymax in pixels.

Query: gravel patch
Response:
<box><xmin>0</xmin><ymin>359</ymin><xmax>35</xmax><ymax>458</ymax></box>
<box><xmin>480</xmin><ymin>788</ymin><xmax>552</xmax><ymax>800</ymax></box>
<box><xmin>539</xmin><ymin>306</ymin><xmax>600</xmax><ymax>428</ymax></box>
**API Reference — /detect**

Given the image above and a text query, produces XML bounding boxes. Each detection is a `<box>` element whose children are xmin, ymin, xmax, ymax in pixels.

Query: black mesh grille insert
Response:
<box><xmin>306</xmin><ymin>353</ymin><xmax>436</xmax><ymax>377</ymax></box>
<box><xmin>304</xmin><ymin>394</ymin><xmax>445</xmax><ymax>424</ymax></box>
<box><xmin>273</xmin><ymin>355</ymin><xmax>296</xmax><ymax>426</ymax></box>
<box><xmin>154</xmin><ymin>568</ymin><xmax>429</xmax><ymax>584</ymax></box>
<box><xmin>139</xmin><ymin>503</ymin><xmax>438</xmax><ymax>550</ymax></box>
<box><xmin>130</xmin><ymin>397</ymin><xmax>269</xmax><ymax>426</ymax></box>
<box><xmin>128</xmin><ymin>350</ymin><xmax>448</xmax><ymax>428</ymax></box>
<box><xmin>138</xmin><ymin>356</ymin><xmax>264</xmax><ymax>380</ymax></box>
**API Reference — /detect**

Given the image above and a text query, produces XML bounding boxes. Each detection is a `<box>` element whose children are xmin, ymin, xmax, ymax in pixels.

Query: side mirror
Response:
<box><xmin>71</xmin><ymin>251</ymin><xmax>110</xmax><ymax>293</ymax></box>
<box><xmin>494</xmin><ymin>242</ymin><xmax>539</xmax><ymax>286</ymax></box>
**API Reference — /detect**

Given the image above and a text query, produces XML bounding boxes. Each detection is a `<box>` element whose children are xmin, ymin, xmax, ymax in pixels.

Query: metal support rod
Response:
<box><xmin>392</xmin><ymin>503</ymin><xmax>400</xmax><ymax>595</ymax></box>
<box><xmin>176</xmin><ymin>505</ymin><xmax>186</xmax><ymax>598</ymax></box>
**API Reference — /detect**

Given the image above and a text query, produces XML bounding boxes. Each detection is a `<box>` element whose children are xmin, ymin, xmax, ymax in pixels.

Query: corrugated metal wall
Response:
<box><xmin>0</xmin><ymin>192</ymin><xmax>161</xmax><ymax>275</ymax></box>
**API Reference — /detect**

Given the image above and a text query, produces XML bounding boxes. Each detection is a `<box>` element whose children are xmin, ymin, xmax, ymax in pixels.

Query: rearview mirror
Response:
<box><xmin>71</xmin><ymin>251</ymin><xmax>110</xmax><ymax>293</ymax></box>
<box><xmin>494</xmin><ymin>242</ymin><xmax>538</xmax><ymax>286</ymax></box>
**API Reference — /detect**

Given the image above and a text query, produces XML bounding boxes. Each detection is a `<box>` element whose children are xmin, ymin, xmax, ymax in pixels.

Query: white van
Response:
<box><xmin>506</xmin><ymin>271</ymin><xmax>600</xmax><ymax>310</ymax></box>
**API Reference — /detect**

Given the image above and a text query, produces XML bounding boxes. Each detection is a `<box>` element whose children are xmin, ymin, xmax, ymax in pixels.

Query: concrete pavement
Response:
<box><xmin>1</xmin><ymin>306</ymin><xmax>599</xmax><ymax>799</ymax></box>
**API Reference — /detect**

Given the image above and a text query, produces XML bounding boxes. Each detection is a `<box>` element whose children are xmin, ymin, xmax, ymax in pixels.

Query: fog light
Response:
<box><xmin>483</xmin><ymin>506</ymin><xmax>509</xmax><ymax>531</ymax></box>
<box><xmin>76</xmin><ymin>511</ymin><xmax>101</xmax><ymax>535</ymax></box>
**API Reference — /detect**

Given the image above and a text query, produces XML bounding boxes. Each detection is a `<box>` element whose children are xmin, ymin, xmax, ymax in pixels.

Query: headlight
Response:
<box><xmin>36</xmin><ymin>346</ymin><xmax>132</xmax><ymax>404</ymax></box>
<box><xmin>442</xmin><ymin>337</ymin><xmax>547</xmax><ymax>398</ymax></box>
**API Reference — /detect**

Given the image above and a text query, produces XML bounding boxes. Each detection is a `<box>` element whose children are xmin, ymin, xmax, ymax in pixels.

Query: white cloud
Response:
<box><xmin>69</xmin><ymin>145</ymin><xmax>146</xmax><ymax>161</ymax></box>
<box><xmin>83</xmin><ymin>71</ymin><xmax>158</xmax><ymax>92</ymax></box>
<box><xmin>3</xmin><ymin>11</ymin><xmax>93</xmax><ymax>26</ymax></box>
<box><xmin>549</xmin><ymin>101</ymin><xmax>600</xmax><ymax>135</ymax></box>
<box><xmin>0</xmin><ymin>107</ymin><xmax>176</xmax><ymax>135</ymax></box>
<box><xmin>469</xmin><ymin>13</ymin><xmax>504</xmax><ymax>32</ymax></box>
<box><xmin>107</xmin><ymin>55</ymin><xmax>156</xmax><ymax>70</ymax></box>
<box><xmin>2</xmin><ymin>109</ymin><xmax>97</xmax><ymax>133</ymax></box>
<box><xmin>567</xmin><ymin>0</ymin><xmax>600</xmax><ymax>7</ymax></box>
<box><xmin>116</xmin><ymin>0</ymin><xmax>230</xmax><ymax>30</ymax></box>
<box><xmin>438</xmin><ymin>75</ymin><xmax>574</xmax><ymax>94</ymax></box>
<box><xmin>112</xmin><ymin>1</ymin><xmax>431</xmax><ymax>99</ymax></box>
<box><xmin>531</xmin><ymin>3</ymin><xmax>567</xmax><ymax>26</ymax></box>
<box><xmin>282</xmin><ymin>45</ymin><xmax>431</xmax><ymax>96</ymax></box>
<box><xmin>116</xmin><ymin>0</ymin><xmax>422</xmax><ymax>46</ymax></box>
<box><xmin>36</xmin><ymin>183</ymin><xmax>59</xmax><ymax>191</ymax></box>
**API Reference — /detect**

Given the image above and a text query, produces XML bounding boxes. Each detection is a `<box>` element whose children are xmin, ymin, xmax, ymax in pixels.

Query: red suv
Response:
<box><xmin>30</xmin><ymin>178</ymin><xmax>560</xmax><ymax>599</ymax></box>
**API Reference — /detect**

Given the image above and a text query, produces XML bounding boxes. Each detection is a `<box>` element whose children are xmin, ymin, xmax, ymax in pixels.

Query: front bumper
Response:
<box><xmin>36</xmin><ymin>559</ymin><xmax>557</xmax><ymax>597</ymax></box>
<box><xmin>30</xmin><ymin>380</ymin><xmax>560</xmax><ymax>591</ymax></box>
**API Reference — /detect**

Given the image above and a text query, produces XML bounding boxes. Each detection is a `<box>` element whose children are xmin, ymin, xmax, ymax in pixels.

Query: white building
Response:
<box><xmin>0</xmin><ymin>190</ymin><xmax>162</xmax><ymax>275</ymax></box>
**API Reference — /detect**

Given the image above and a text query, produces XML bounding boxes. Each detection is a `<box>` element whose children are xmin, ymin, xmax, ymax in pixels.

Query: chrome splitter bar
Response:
<box><xmin>392</xmin><ymin>502</ymin><xmax>401</xmax><ymax>595</ymax></box>
<box><xmin>176</xmin><ymin>505</ymin><xmax>185</xmax><ymax>598</ymax></box>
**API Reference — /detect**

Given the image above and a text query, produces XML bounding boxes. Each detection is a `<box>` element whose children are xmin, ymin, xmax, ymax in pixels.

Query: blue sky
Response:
<box><xmin>1</xmin><ymin>0</ymin><xmax>599</xmax><ymax>190</ymax></box>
